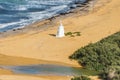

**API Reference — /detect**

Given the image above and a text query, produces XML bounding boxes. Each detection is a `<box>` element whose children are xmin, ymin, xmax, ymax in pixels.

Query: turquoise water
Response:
<box><xmin>1</xmin><ymin>64</ymin><xmax>99</xmax><ymax>76</ymax></box>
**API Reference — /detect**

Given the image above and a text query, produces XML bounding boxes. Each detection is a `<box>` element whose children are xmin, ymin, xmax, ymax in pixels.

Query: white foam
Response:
<box><xmin>0</xmin><ymin>0</ymin><xmax>76</xmax><ymax>31</ymax></box>
<box><xmin>0</xmin><ymin>19</ymin><xmax>29</xmax><ymax>29</ymax></box>
<box><xmin>17</xmin><ymin>5</ymin><xmax>28</xmax><ymax>11</ymax></box>
<box><xmin>0</xmin><ymin>22</ymin><xmax>19</xmax><ymax>29</ymax></box>
<box><xmin>26</xmin><ymin>0</ymin><xmax>73</xmax><ymax>6</ymax></box>
<box><xmin>28</xmin><ymin>5</ymin><xmax>68</xmax><ymax>20</ymax></box>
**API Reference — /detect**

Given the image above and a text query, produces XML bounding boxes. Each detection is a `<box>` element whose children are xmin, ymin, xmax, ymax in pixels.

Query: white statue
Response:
<box><xmin>56</xmin><ymin>21</ymin><xmax>65</xmax><ymax>38</ymax></box>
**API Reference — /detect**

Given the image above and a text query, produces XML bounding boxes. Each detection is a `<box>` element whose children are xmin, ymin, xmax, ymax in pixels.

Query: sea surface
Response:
<box><xmin>0</xmin><ymin>0</ymin><xmax>86</xmax><ymax>32</ymax></box>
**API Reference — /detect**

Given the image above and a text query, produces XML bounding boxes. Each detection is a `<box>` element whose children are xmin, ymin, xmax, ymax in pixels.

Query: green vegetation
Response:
<box><xmin>71</xmin><ymin>76</ymin><xmax>91</xmax><ymax>80</ymax></box>
<box><xmin>72</xmin><ymin>67</ymin><xmax>100</xmax><ymax>76</ymax></box>
<box><xmin>65</xmin><ymin>32</ymin><xmax>81</xmax><ymax>37</ymax></box>
<box><xmin>100</xmin><ymin>68</ymin><xmax>120</xmax><ymax>80</ymax></box>
<box><xmin>70</xmin><ymin>32</ymin><xmax>120</xmax><ymax>80</ymax></box>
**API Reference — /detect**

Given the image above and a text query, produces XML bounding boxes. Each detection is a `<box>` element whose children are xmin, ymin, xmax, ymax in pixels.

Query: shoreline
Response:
<box><xmin>0</xmin><ymin>54</ymin><xmax>80</xmax><ymax>67</ymax></box>
<box><xmin>0</xmin><ymin>0</ymin><xmax>98</xmax><ymax>38</ymax></box>
<box><xmin>0</xmin><ymin>0</ymin><xmax>119</xmax><ymax>80</ymax></box>
<box><xmin>0</xmin><ymin>74</ymin><xmax>72</xmax><ymax>80</ymax></box>
<box><xmin>0</xmin><ymin>0</ymin><xmax>112</xmax><ymax>67</ymax></box>
<box><xmin>0</xmin><ymin>0</ymin><xmax>112</xmax><ymax>66</ymax></box>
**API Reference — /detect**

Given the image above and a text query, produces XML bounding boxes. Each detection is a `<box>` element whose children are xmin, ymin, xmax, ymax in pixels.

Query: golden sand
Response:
<box><xmin>0</xmin><ymin>54</ymin><xmax>75</xmax><ymax>66</ymax></box>
<box><xmin>0</xmin><ymin>0</ymin><xmax>119</xmax><ymax>80</ymax></box>
<box><xmin>0</xmin><ymin>75</ymin><xmax>49</xmax><ymax>80</ymax></box>
<box><xmin>0</xmin><ymin>75</ymin><xmax>71</xmax><ymax>80</ymax></box>
<box><xmin>0</xmin><ymin>0</ymin><xmax>119</xmax><ymax>66</ymax></box>
<box><xmin>0</xmin><ymin>69</ymin><xmax>12</xmax><ymax>75</ymax></box>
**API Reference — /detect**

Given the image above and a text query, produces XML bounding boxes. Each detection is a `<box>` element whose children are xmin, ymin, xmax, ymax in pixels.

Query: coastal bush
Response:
<box><xmin>100</xmin><ymin>66</ymin><xmax>120</xmax><ymax>80</ymax></box>
<box><xmin>73</xmin><ymin>32</ymin><xmax>81</xmax><ymax>36</ymax></box>
<box><xmin>71</xmin><ymin>76</ymin><xmax>91</xmax><ymax>80</ymax></box>
<box><xmin>65</xmin><ymin>32</ymin><xmax>72</xmax><ymax>35</ymax></box>
<box><xmin>69</xmin><ymin>32</ymin><xmax>120</xmax><ymax>80</ymax></box>
<box><xmin>65</xmin><ymin>32</ymin><xmax>81</xmax><ymax>37</ymax></box>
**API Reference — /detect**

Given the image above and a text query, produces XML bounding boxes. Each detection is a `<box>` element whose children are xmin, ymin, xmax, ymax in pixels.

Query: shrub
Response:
<box><xmin>100</xmin><ymin>66</ymin><xmax>120</xmax><ymax>80</ymax></box>
<box><xmin>70</xmin><ymin>32</ymin><xmax>120</xmax><ymax>80</ymax></box>
<box><xmin>65</xmin><ymin>31</ymin><xmax>81</xmax><ymax>37</ymax></box>
<box><xmin>71</xmin><ymin>76</ymin><xmax>91</xmax><ymax>80</ymax></box>
<box><xmin>73</xmin><ymin>32</ymin><xmax>81</xmax><ymax>36</ymax></box>
<box><xmin>65</xmin><ymin>32</ymin><xmax>72</xmax><ymax>36</ymax></box>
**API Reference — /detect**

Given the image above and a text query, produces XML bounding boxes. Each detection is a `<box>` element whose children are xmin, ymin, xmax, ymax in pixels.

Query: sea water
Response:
<box><xmin>0</xmin><ymin>0</ymin><xmax>86</xmax><ymax>32</ymax></box>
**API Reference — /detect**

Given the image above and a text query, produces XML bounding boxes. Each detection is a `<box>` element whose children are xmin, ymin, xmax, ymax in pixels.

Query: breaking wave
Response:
<box><xmin>0</xmin><ymin>0</ymin><xmax>86</xmax><ymax>32</ymax></box>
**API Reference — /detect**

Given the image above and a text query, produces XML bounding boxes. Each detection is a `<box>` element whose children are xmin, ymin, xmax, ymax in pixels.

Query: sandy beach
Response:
<box><xmin>0</xmin><ymin>75</ymin><xmax>50</xmax><ymax>80</ymax></box>
<box><xmin>0</xmin><ymin>0</ymin><xmax>119</xmax><ymax>80</ymax></box>
<box><xmin>0</xmin><ymin>75</ymin><xmax>71</xmax><ymax>80</ymax></box>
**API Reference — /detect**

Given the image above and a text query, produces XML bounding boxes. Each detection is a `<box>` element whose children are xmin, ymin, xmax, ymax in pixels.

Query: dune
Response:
<box><xmin>0</xmin><ymin>0</ymin><xmax>119</xmax><ymax>80</ymax></box>
<box><xmin>0</xmin><ymin>0</ymin><xmax>119</xmax><ymax>66</ymax></box>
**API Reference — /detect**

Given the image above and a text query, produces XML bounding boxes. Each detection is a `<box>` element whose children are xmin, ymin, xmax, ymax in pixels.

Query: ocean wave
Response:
<box><xmin>0</xmin><ymin>0</ymin><xmax>86</xmax><ymax>32</ymax></box>
<box><xmin>0</xmin><ymin>19</ymin><xmax>28</xmax><ymax>28</ymax></box>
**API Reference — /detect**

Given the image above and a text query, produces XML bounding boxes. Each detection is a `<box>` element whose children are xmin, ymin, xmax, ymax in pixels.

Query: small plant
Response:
<box><xmin>65</xmin><ymin>32</ymin><xmax>72</xmax><ymax>36</ymax></box>
<box><xmin>65</xmin><ymin>31</ymin><xmax>81</xmax><ymax>37</ymax></box>
<box><xmin>73</xmin><ymin>32</ymin><xmax>81</xmax><ymax>36</ymax></box>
